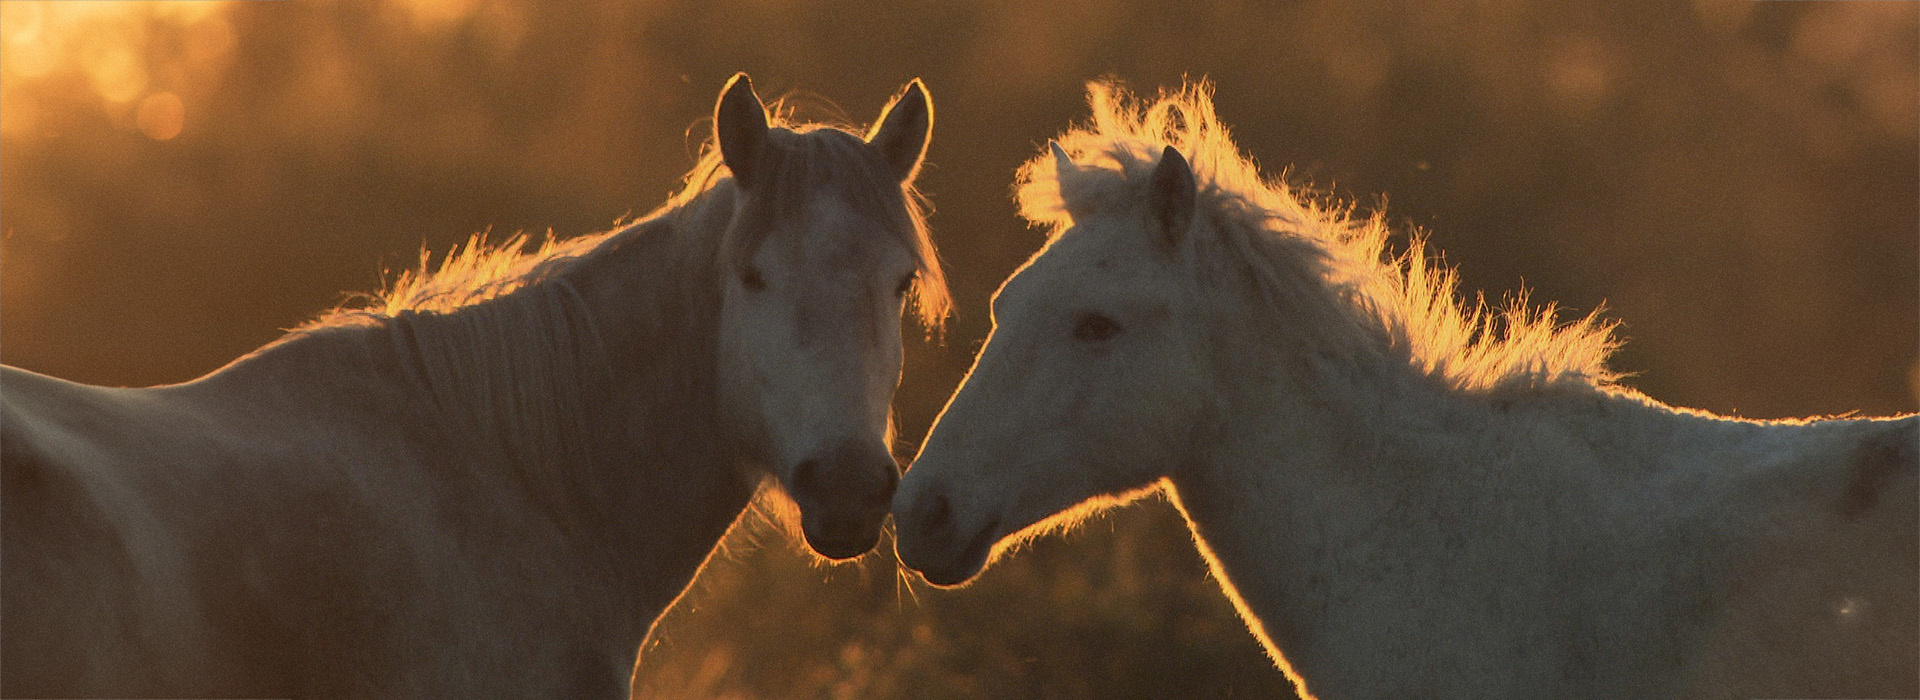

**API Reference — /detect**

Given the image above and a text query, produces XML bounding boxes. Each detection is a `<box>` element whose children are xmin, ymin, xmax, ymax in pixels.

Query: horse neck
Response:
<box><xmin>1162</xmin><ymin>318</ymin><xmax>1850</xmax><ymax>695</ymax></box>
<box><xmin>1161</xmin><ymin>333</ymin><xmax>1457</xmax><ymax>691</ymax></box>
<box><xmin>216</xmin><ymin>190</ymin><xmax>758</xmax><ymax>637</ymax></box>
<box><xmin>494</xmin><ymin>192</ymin><xmax>763</xmax><ymax>616</ymax></box>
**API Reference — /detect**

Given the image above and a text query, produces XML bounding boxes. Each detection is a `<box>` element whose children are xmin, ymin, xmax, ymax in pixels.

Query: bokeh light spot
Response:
<box><xmin>2</xmin><ymin>2</ymin><xmax>54</xmax><ymax>81</ymax></box>
<box><xmin>136</xmin><ymin>91</ymin><xmax>184</xmax><ymax>141</ymax></box>
<box><xmin>83</xmin><ymin>42</ymin><xmax>146</xmax><ymax>104</ymax></box>
<box><xmin>1547</xmin><ymin>37</ymin><xmax>1611</xmax><ymax>114</ymax></box>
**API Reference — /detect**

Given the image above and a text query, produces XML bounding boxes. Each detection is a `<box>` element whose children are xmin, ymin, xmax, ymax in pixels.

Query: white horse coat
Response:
<box><xmin>3</xmin><ymin>73</ymin><xmax>946</xmax><ymax>698</ymax></box>
<box><xmin>893</xmin><ymin>81</ymin><xmax>1916</xmax><ymax>700</ymax></box>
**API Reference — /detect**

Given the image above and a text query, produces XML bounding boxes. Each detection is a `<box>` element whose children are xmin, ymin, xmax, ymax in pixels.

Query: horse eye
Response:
<box><xmin>895</xmin><ymin>271</ymin><xmax>917</xmax><ymax>297</ymax></box>
<box><xmin>1073</xmin><ymin>313</ymin><xmax>1121</xmax><ymax>342</ymax></box>
<box><xmin>741</xmin><ymin>266</ymin><xmax>766</xmax><ymax>291</ymax></box>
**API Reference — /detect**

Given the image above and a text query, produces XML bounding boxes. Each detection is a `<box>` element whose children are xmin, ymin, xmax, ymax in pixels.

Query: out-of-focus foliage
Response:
<box><xmin>2</xmin><ymin>1</ymin><xmax>1913</xmax><ymax>698</ymax></box>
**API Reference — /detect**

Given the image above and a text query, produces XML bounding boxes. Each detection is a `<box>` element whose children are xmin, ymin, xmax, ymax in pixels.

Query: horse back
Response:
<box><xmin>1684</xmin><ymin>415</ymin><xmax>1918</xmax><ymax>698</ymax></box>
<box><xmin>1837</xmin><ymin>416</ymin><xmax>1918</xmax><ymax>520</ymax></box>
<box><xmin>0</xmin><ymin>362</ymin><xmax>644</xmax><ymax>697</ymax></box>
<box><xmin>1</xmin><ymin>367</ymin><xmax>290</xmax><ymax>696</ymax></box>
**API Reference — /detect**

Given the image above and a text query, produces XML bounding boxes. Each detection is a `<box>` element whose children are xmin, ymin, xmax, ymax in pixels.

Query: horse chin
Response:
<box><xmin>799</xmin><ymin>513</ymin><xmax>884</xmax><ymax>560</ymax></box>
<box><xmin>783</xmin><ymin>440</ymin><xmax>900</xmax><ymax>560</ymax></box>
<box><xmin>914</xmin><ymin>559</ymin><xmax>985</xmax><ymax>588</ymax></box>
<box><xmin>905</xmin><ymin>520</ymin><xmax>997</xmax><ymax>587</ymax></box>
<box><xmin>802</xmin><ymin>527</ymin><xmax>880</xmax><ymax>560</ymax></box>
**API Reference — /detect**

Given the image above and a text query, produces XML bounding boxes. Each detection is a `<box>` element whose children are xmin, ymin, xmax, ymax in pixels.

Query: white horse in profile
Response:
<box><xmin>893</xmin><ymin>81</ymin><xmax>1916</xmax><ymax>700</ymax></box>
<box><xmin>3</xmin><ymin>73</ymin><xmax>947</xmax><ymax>698</ymax></box>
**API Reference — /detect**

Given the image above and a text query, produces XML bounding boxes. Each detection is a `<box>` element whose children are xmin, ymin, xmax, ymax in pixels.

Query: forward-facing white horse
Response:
<box><xmin>893</xmin><ymin>82</ymin><xmax>1916</xmax><ymax>700</ymax></box>
<box><xmin>2</xmin><ymin>73</ymin><xmax>947</xmax><ymax>698</ymax></box>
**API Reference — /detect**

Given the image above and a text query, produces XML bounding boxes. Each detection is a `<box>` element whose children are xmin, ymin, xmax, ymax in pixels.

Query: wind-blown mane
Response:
<box><xmin>1016</xmin><ymin>80</ymin><xmax>1620</xmax><ymax>393</ymax></box>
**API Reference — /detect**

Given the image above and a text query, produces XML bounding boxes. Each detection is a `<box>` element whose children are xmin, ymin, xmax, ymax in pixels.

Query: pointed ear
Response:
<box><xmin>1150</xmin><ymin>146</ymin><xmax>1197</xmax><ymax>251</ymax></box>
<box><xmin>1050</xmin><ymin>140</ymin><xmax>1077</xmax><ymax>181</ymax></box>
<box><xmin>867</xmin><ymin>78</ymin><xmax>933</xmax><ymax>183</ymax></box>
<box><xmin>715</xmin><ymin>72</ymin><xmax>770</xmax><ymax>189</ymax></box>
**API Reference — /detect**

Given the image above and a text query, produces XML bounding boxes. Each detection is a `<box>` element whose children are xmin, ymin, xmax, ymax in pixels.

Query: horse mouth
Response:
<box><xmin>799</xmin><ymin>501</ymin><xmax>890</xmax><ymax>560</ymax></box>
<box><xmin>912</xmin><ymin>522</ymin><xmax>998</xmax><ymax>587</ymax></box>
<box><xmin>804</xmin><ymin>526</ymin><xmax>882</xmax><ymax>560</ymax></box>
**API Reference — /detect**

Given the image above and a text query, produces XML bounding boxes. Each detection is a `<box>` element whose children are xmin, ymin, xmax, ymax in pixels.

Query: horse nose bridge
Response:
<box><xmin>894</xmin><ymin>476</ymin><xmax>954</xmax><ymax>540</ymax></box>
<box><xmin>792</xmin><ymin>437</ymin><xmax>898</xmax><ymax>505</ymax></box>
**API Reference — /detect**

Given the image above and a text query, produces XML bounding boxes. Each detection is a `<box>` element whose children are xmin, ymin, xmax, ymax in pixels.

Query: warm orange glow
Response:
<box><xmin>0</xmin><ymin>90</ymin><xmax>36</xmax><ymax>138</ymax></box>
<box><xmin>1</xmin><ymin>2</ymin><xmax>1910</xmax><ymax>697</ymax></box>
<box><xmin>135</xmin><ymin>91</ymin><xmax>184</xmax><ymax>141</ymax></box>
<box><xmin>1</xmin><ymin>1</ymin><xmax>227</xmax><ymax>138</ymax></box>
<box><xmin>396</xmin><ymin>0</ymin><xmax>482</xmax><ymax>28</ymax></box>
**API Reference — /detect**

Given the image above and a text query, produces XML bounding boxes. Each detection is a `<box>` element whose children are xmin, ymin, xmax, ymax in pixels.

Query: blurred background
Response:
<box><xmin>2</xmin><ymin>1</ymin><xmax>1913</xmax><ymax>697</ymax></box>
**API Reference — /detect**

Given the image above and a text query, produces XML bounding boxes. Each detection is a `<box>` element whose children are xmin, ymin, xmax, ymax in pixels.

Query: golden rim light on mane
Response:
<box><xmin>1017</xmin><ymin>80</ymin><xmax>1622</xmax><ymax>393</ymax></box>
<box><xmin>307</xmin><ymin>98</ymin><xmax>952</xmax><ymax>335</ymax></box>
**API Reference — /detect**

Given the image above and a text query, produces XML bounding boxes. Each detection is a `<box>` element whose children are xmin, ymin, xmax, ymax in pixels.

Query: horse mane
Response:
<box><xmin>279</xmin><ymin>98</ymin><xmax>952</xmax><ymax>523</ymax></box>
<box><xmin>1015</xmin><ymin>80</ymin><xmax>1621</xmax><ymax>393</ymax></box>
<box><xmin>306</xmin><ymin>94</ymin><xmax>951</xmax><ymax>335</ymax></box>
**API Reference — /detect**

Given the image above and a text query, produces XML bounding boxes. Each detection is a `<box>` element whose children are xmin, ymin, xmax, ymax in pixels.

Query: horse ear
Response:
<box><xmin>1150</xmin><ymin>145</ymin><xmax>1197</xmax><ymax>251</ymax></box>
<box><xmin>1051</xmin><ymin>140</ymin><xmax>1077</xmax><ymax>180</ymax></box>
<box><xmin>715</xmin><ymin>72</ymin><xmax>770</xmax><ymax>189</ymax></box>
<box><xmin>867</xmin><ymin>78</ymin><xmax>933</xmax><ymax>183</ymax></box>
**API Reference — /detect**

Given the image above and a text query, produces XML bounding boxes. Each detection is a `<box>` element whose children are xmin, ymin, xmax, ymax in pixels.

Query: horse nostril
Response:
<box><xmin>793</xmin><ymin>459</ymin><xmax>821</xmax><ymax>492</ymax></box>
<box><xmin>872</xmin><ymin>465</ymin><xmax>900</xmax><ymax>505</ymax></box>
<box><xmin>926</xmin><ymin>492</ymin><xmax>951</xmax><ymax>532</ymax></box>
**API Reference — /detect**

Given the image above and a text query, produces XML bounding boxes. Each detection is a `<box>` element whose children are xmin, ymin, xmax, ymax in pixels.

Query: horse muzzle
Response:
<box><xmin>788</xmin><ymin>440</ymin><xmax>898</xmax><ymax>560</ymax></box>
<box><xmin>891</xmin><ymin>487</ymin><xmax>996</xmax><ymax>587</ymax></box>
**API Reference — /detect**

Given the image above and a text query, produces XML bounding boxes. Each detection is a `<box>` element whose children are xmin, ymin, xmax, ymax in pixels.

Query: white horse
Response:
<box><xmin>893</xmin><ymin>82</ymin><xmax>1916</xmax><ymax>700</ymax></box>
<box><xmin>2</xmin><ymin>73</ymin><xmax>947</xmax><ymax>698</ymax></box>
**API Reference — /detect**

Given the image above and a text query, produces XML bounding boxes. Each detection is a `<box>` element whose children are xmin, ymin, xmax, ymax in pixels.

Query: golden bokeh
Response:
<box><xmin>1</xmin><ymin>1</ymin><xmax>227</xmax><ymax>137</ymax></box>
<box><xmin>135</xmin><ymin>91</ymin><xmax>184</xmax><ymax>141</ymax></box>
<box><xmin>0</xmin><ymin>2</ymin><xmax>1912</xmax><ymax>699</ymax></box>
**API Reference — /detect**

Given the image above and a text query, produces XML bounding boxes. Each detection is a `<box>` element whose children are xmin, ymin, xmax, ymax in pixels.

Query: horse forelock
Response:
<box><xmin>697</xmin><ymin>118</ymin><xmax>951</xmax><ymax>335</ymax></box>
<box><xmin>1015</xmin><ymin>79</ymin><xmax>1622</xmax><ymax>394</ymax></box>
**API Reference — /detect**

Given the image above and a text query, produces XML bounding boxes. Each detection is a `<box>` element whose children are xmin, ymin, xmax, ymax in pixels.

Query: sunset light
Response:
<box><xmin>1</xmin><ymin>1</ymin><xmax>229</xmax><ymax>140</ymax></box>
<box><xmin>0</xmin><ymin>2</ymin><xmax>1912</xmax><ymax>699</ymax></box>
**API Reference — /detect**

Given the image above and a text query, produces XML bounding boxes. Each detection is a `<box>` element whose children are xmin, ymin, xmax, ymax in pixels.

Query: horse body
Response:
<box><xmin>3</xmin><ymin>74</ymin><xmax>944</xmax><ymax>698</ymax></box>
<box><xmin>893</xmin><ymin>81</ymin><xmax>1915</xmax><ymax>699</ymax></box>
<box><xmin>3</xmin><ymin>216</ymin><xmax>746</xmax><ymax>698</ymax></box>
<box><xmin>1169</xmin><ymin>367</ymin><xmax>1916</xmax><ymax>698</ymax></box>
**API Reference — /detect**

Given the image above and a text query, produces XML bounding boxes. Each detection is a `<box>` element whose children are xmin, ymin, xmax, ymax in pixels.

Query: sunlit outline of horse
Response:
<box><xmin>893</xmin><ymin>80</ymin><xmax>1916</xmax><ymax>700</ymax></box>
<box><xmin>2</xmin><ymin>72</ymin><xmax>947</xmax><ymax>698</ymax></box>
